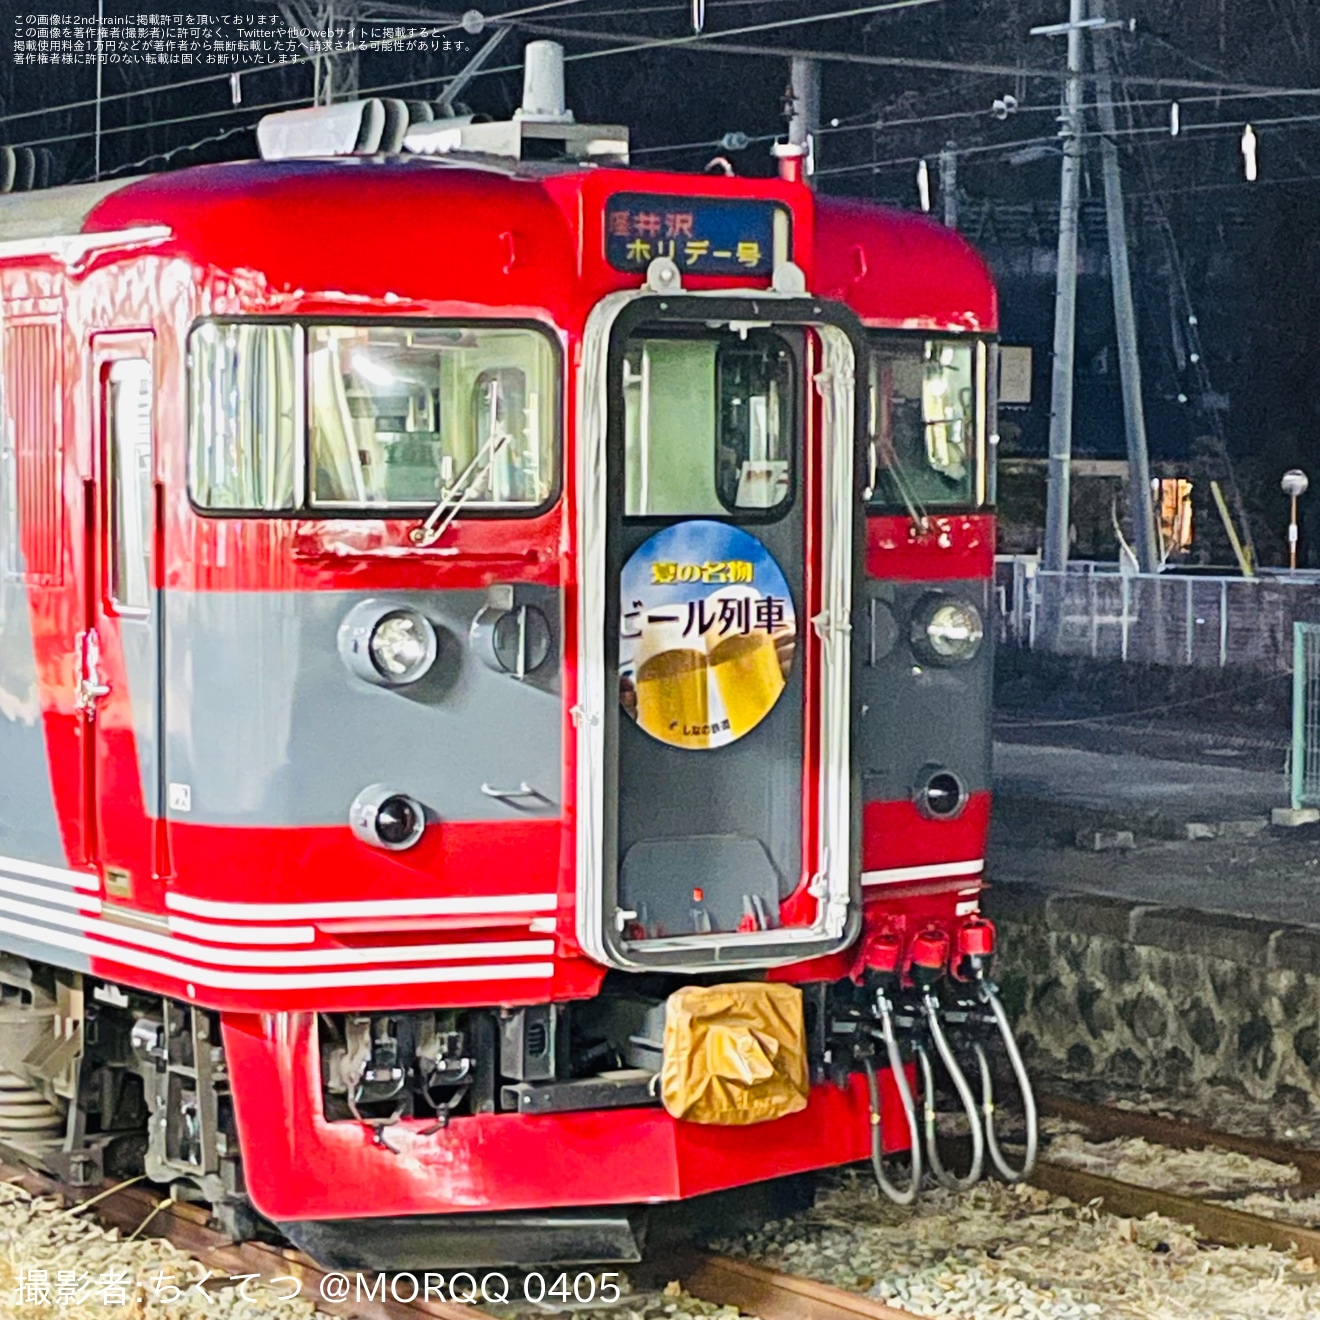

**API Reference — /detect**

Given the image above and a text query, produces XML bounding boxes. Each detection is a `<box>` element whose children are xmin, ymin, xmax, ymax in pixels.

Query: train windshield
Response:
<box><xmin>308</xmin><ymin>325</ymin><xmax>556</xmax><ymax>509</ymax></box>
<box><xmin>865</xmin><ymin>337</ymin><xmax>989</xmax><ymax>512</ymax></box>
<box><xmin>188</xmin><ymin>321</ymin><xmax>557</xmax><ymax>513</ymax></box>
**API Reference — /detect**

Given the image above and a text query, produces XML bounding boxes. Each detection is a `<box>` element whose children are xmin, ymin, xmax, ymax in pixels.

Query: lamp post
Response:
<box><xmin>1282</xmin><ymin>469</ymin><xmax>1309</xmax><ymax>572</ymax></box>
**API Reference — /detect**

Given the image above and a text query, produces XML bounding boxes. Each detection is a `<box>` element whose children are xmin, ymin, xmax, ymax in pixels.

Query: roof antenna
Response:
<box><xmin>518</xmin><ymin>40</ymin><xmax>573</xmax><ymax>123</ymax></box>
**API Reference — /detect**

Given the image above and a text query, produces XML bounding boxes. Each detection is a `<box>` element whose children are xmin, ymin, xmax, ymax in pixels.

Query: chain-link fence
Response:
<box><xmin>998</xmin><ymin>558</ymin><xmax>1320</xmax><ymax>673</ymax></box>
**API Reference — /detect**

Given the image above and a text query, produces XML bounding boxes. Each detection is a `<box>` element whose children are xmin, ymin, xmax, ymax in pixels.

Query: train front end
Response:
<box><xmin>0</xmin><ymin>101</ymin><xmax>1033</xmax><ymax>1269</ymax></box>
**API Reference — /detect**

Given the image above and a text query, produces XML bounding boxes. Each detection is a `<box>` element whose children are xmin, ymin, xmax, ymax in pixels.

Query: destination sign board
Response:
<box><xmin>605</xmin><ymin>193</ymin><xmax>788</xmax><ymax>276</ymax></box>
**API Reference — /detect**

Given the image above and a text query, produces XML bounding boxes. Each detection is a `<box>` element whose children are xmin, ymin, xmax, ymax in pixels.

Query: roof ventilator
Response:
<box><xmin>257</xmin><ymin>41</ymin><xmax>628</xmax><ymax>165</ymax></box>
<box><xmin>0</xmin><ymin>147</ymin><xmax>58</xmax><ymax>193</ymax></box>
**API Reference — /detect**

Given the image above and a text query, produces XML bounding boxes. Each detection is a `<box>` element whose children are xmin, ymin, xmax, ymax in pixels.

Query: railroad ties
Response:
<box><xmin>5</xmin><ymin>1107</ymin><xmax>1320</xmax><ymax>1320</ymax></box>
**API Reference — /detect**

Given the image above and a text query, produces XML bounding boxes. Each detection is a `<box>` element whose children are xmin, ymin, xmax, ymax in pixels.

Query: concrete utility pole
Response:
<box><xmin>787</xmin><ymin>57</ymin><xmax>821</xmax><ymax>183</ymax></box>
<box><xmin>939</xmin><ymin>142</ymin><xmax>957</xmax><ymax>228</ymax></box>
<box><xmin>1039</xmin><ymin>0</ymin><xmax>1086</xmax><ymax>573</ymax></box>
<box><xmin>1091</xmin><ymin>2</ymin><xmax>1159</xmax><ymax>573</ymax></box>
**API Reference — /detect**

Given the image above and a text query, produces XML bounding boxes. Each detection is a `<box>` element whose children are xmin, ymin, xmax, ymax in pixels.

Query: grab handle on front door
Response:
<box><xmin>75</xmin><ymin>628</ymin><xmax>111</xmax><ymax>714</ymax></box>
<box><xmin>480</xmin><ymin>782</ymin><xmax>539</xmax><ymax>801</ymax></box>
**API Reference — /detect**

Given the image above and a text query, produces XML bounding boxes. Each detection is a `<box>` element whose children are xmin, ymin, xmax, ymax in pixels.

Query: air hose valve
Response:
<box><xmin>956</xmin><ymin>917</ymin><xmax>996</xmax><ymax>979</ymax></box>
<box><xmin>909</xmin><ymin>928</ymin><xmax>951</xmax><ymax>986</ymax></box>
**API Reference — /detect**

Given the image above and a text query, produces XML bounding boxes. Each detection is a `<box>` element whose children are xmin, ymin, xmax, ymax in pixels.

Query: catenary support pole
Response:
<box><xmin>1091</xmin><ymin>2</ymin><xmax>1159</xmax><ymax>572</ymax></box>
<box><xmin>95</xmin><ymin>0</ymin><xmax>104</xmax><ymax>180</ymax></box>
<box><xmin>788</xmin><ymin>57</ymin><xmax>821</xmax><ymax>183</ymax></box>
<box><xmin>940</xmin><ymin>142</ymin><xmax>957</xmax><ymax>228</ymax></box>
<box><xmin>1041</xmin><ymin>0</ymin><xmax>1085</xmax><ymax>571</ymax></box>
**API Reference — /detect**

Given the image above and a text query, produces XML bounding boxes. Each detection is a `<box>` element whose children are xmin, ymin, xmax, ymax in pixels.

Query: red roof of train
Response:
<box><xmin>67</xmin><ymin>156</ymin><xmax>995</xmax><ymax>331</ymax></box>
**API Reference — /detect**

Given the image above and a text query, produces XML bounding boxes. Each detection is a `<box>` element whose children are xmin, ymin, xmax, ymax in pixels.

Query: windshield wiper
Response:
<box><xmin>410</xmin><ymin>379</ymin><xmax>510</xmax><ymax>547</ymax></box>
<box><xmin>868</xmin><ymin>434</ymin><xmax>929</xmax><ymax>535</ymax></box>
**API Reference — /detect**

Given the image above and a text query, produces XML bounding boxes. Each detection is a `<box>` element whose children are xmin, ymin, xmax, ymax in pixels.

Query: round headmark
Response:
<box><xmin>619</xmin><ymin>520</ymin><xmax>796</xmax><ymax>751</ymax></box>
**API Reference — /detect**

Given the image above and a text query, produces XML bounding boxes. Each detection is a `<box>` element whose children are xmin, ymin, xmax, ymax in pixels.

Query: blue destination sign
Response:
<box><xmin>605</xmin><ymin>193</ymin><xmax>786</xmax><ymax>276</ymax></box>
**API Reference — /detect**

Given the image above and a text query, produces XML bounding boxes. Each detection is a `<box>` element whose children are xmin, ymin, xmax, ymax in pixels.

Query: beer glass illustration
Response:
<box><xmin>632</xmin><ymin>617</ymin><xmax>711</xmax><ymax>749</ymax></box>
<box><xmin>705</xmin><ymin>587</ymin><xmax>788</xmax><ymax>739</ymax></box>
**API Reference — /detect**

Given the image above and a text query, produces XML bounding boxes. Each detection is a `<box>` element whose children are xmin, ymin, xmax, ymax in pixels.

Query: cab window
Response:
<box><xmin>187</xmin><ymin>320</ymin><xmax>557</xmax><ymax>514</ymax></box>
<box><xmin>866</xmin><ymin>337</ymin><xmax>988</xmax><ymax>511</ymax></box>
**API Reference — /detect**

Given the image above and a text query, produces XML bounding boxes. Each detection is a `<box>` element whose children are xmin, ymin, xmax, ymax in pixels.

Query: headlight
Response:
<box><xmin>338</xmin><ymin>600</ymin><xmax>438</xmax><ymax>687</ymax></box>
<box><xmin>914</xmin><ymin>766</ymin><xmax>968</xmax><ymax>819</ymax></box>
<box><xmin>912</xmin><ymin>595</ymin><xmax>983</xmax><ymax>664</ymax></box>
<box><xmin>350</xmin><ymin>784</ymin><xmax>426</xmax><ymax>851</ymax></box>
<box><xmin>369</xmin><ymin>612</ymin><xmax>434</xmax><ymax>682</ymax></box>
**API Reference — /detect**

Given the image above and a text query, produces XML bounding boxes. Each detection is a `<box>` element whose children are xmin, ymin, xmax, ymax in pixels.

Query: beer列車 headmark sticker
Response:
<box><xmin>619</xmin><ymin>521</ymin><xmax>796</xmax><ymax>750</ymax></box>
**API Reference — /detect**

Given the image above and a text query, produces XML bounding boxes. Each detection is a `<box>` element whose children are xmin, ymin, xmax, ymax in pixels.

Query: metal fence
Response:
<box><xmin>1293</xmin><ymin>623</ymin><xmax>1320</xmax><ymax>809</ymax></box>
<box><xmin>998</xmin><ymin>558</ymin><xmax>1320</xmax><ymax>673</ymax></box>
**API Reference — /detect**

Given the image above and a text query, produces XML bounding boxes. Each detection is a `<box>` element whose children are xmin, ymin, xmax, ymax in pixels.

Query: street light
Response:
<box><xmin>1282</xmin><ymin>468</ymin><xmax>1309</xmax><ymax>572</ymax></box>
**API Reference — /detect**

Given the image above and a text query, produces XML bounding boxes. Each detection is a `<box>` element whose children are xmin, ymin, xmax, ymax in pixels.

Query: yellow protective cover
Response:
<box><xmin>660</xmin><ymin>982</ymin><xmax>810</xmax><ymax>1125</ymax></box>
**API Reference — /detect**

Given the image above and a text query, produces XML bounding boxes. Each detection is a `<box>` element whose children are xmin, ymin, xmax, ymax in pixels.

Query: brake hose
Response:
<box><xmin>861</xmin><ymin>993</ymin><xmax>923</xmax><ymax>1205</ymax></box>
<box><xmin>974</xmin><ymin>980</ymin><xmax>1039</xmax><ymax>1182</ymax></box>
<box><xmin>918</xmin><ymin>990</ymin><xmax>985</xmax><ymax>1191</ymax></box>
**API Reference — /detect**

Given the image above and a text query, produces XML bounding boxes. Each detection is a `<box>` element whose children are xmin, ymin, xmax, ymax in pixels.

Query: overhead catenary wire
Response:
<box><xmin>45</xmin><ymin>83</ymin><xmax>1320</xmax><ymax>187</ymax></box>
<box><xmin>810</xmin><ymin>107</ymin><xmax>1320</xmax><ymax>182</ymax></box>
<box><xmin>7</xmin><ymin>2</ymin><xmax>1320</xmax><ymax>152</ymax></box>
<box><xmin>0</xmin><ymin>0</ymin><xmax>590</xmax><ymax>133</ymax></box>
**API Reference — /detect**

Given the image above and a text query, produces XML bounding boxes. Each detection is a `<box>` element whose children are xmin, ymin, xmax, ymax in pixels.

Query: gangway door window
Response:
<box><xmin>623</xmin><ymin>329</ymin><xmax>795</xmax><ymax>518</ymax></box>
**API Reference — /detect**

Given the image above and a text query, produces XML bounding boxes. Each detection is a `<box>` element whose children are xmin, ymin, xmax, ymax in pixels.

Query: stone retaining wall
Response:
<box><xmin>984</xmin><ymin>884</ymin><xmax>1320</xmax><ymax>1108</ymax></box>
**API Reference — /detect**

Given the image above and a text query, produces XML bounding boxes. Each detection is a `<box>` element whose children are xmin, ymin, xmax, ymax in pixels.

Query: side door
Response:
<box><xmin>83</xmin><ymin>334</ymin><xmax>162</xmax><ymax>910</ymax></box>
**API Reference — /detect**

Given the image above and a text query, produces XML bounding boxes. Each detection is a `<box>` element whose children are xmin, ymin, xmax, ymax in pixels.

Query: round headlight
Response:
<box><xmin>338</xmin><ymin>600</ymin><xmax>438</xmax><ymax>688</ymax></box>
<box><xmin>369</xmin><ymin>611</ymin><xmax>434</xmax><ymax>683</ymax></box>
<box><xmin>374</xmin><ymin>795</ymin><xmax>423</xmax><ymax>847</ymax></box>
<box><xmin>912</xmin><ymin>596</ymin><xmax>983</xmax><ymax>664</ymax></box>
<box><xmin>914</xmin><ymin>766</ymin><xmax>968</xmax><ymax>820</ymax></box>
<box><xmin>349</xmin><ymin>784</ymin><xmax>426</xmax><ymax>851</ymax></box>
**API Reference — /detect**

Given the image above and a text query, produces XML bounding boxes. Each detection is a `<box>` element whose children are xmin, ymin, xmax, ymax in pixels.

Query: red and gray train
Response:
<box><xmin>0</xmin><ymin>50</ymin><xmax>1033</xmax><ymax>1267</ymax></box>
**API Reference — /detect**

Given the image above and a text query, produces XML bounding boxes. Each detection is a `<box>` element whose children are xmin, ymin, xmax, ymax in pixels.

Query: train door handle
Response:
<box><xmin>75</xmin><ymin>629</ymin><xmax>111</xmax><ymax>714</ymax></box>
<box><xmin>77</xmin><ymin>679</ymin><xmax>111</xmax><ymax>710</ymax></box>
<box><xmin>480</xmin><ymin>782</ymin><xmax>541</xmax><ymax>802</ymax></box>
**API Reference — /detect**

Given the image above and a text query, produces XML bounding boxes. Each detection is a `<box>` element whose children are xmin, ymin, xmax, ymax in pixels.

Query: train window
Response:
<box><xmin>0</xmin><ymin>373</ymin><xmax>14</xmax><ymax>583</ymax></box>
<box><xmin>307</xmin><ymin>325</ymin><xmax>555</xmax><ymax>510</ymax></box>
<box><xmin>189</xmin><ymin>323</ymin><xmax>298</xmax><ymax>511</ymax></box>
<box><xmin>866</xmin><ymin>338</ymin><xmax>988</xmax><ymax>512</ymax></box>
<box><xmin>622</xmin><ymin>329</ymin><xmax>795</xmax><ymax>518</ymax></box>
<box><xmin>106</xmin><ymin>359</ymin><xmax>153</xmax><ymax>612</ymax></box>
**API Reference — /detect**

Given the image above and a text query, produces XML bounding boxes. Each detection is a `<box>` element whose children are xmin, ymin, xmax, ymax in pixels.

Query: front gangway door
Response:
<box><xmin>576</xmin><ymin>293</ymin><xmax>862</xmax><ymax>971</ymax></box>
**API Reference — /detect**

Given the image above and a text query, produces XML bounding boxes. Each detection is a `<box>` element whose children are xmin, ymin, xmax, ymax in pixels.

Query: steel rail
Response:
<box><xmin>0</xmin><ymin>1160</ymin><xmax>931</xmax><ymax>1320</ymax></box>
<box><xmin>681</xmin><ymin>1253</ymin><xmax>929</xmax><ymax>1320</ymax></box>
<box><xmin>1030</xmin><ymin>1094</ymin><xmax>1320</xmax><ymax>1257</ymax></box>
<box><xmin>1039</xmin><ymin>1093</ymin><xmax>1320</xmax><ymax>1190</ymax></box>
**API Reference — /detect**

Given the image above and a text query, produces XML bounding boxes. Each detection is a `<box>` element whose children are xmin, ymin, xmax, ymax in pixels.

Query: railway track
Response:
<box><xmin>6</xmin><ymin>1097</ymin><xmax>1320</xmax><ymax>1320</ymax></box>
<box><xmin>1032</xmin><ymin>1093</ymin><xmax>1320</xmax><ymax>1258</ymax></box>
<box><xmin>0</xmin><ymin>1161</ymin><xmax>926</xmax><ymax>1320</ymax></box>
